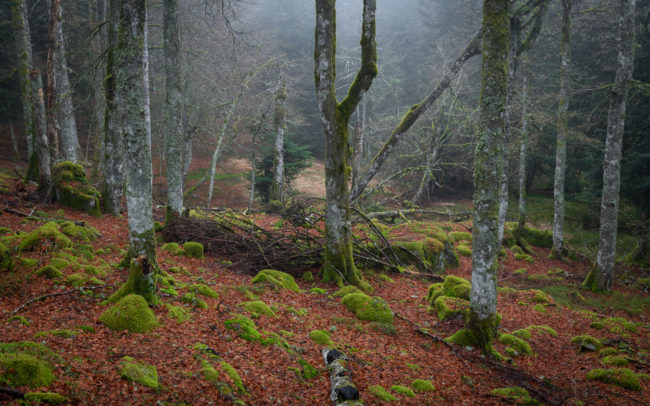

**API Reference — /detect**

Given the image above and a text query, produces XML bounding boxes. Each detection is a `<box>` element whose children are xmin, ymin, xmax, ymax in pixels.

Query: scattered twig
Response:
<box><xmin>11</xmin><ymin>283</ymin><xmax>118</xmax><ymax>315</ymax></box>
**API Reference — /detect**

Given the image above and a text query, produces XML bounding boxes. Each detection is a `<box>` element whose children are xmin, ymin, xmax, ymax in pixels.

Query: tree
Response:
<box><xmin>314</xmin><ymin>0</ymin><xmax>378</xmax><ymax>287</ymax></box>
<box><xmin>446</xmin><ymin>0</ymin><xmax>509</xmax><ymax>357</ymax></box>
<box><xmin>163</xmin><ymin>0</ymin><xmax>184</xmax><ymax>221</ymax></box>
<box><xmin>103</xmin><ymin>0</ymin><xmax>124</xmax><ymax>216</ymax></box>
<box><xmin>30</xmin><ymin>68</ymin><xmax>52</xmax><ymax>196</ymax></box>
<box><xmin>517</xmin><ymin>63</ymin><xmax>529</xmax><ymax>231</ymax></box>
<box><xmin>269</xmin><ymin>75</ymin><xmax>287</xmax><ymax>203</ymax></box>
<box><xmin>584</xmin><ymin>0</ymin><xmax>636</xmax><ymax>292</ymax></box>
<box><xmin>551</xmin><ymin>0</ymin><xmax>572</xmax><ymax>258</ymax></box>
<box><xmin>10</xmin><ymin>0</ymin><xmax>34</xmax><ymax>160</ymax></box>
<box><xmin>116</xmin><ymin>0</ymin><xmax>157</xmax><ymax>277</ymax></box>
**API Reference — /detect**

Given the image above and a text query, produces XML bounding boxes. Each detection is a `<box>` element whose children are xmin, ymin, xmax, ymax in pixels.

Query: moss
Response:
<box><xmin>590</xmin><ymin>321</ymin><xmax>605</xmax><ymax>330</ymax></box>
<box><xmin>333</xmin><ymin>285</ymin><xmax>363</xmax><ymax>297</ymax></box>
<box><xmin>445</xmin><ymin>313</ymin><xmax>503</xmax><ymax>359</ymax></box>
<box><xmin>449</xmin><ymin>231</ymin><xmax>472</xmax><ymax>242</ymax></box>
<box><xmin>99</xmin><ymin>294</ymin><xmax>158</xmax><ymax>333</ymax></box>
<box><xmin>390</xmin><ymin>385</ymin><xmax>415</xmax><ymax>397</ymax></box>
<box><xmin>514</xmin><ymin>253</ymin><xmax>535</xmax><ymax>263</ymax></box>
<box><xmin>181</xmin><ymin>292</ymin><xmax>208</xmax><ymax>309</ymax></box>
<box><xmin>301</xmin><ymin>271</ymin><xmax>314</xmax><ymax>282</ymax></box>
<box><xmin>8</xmin><ymin>315</ymin><xmax>30</xmax><ymax>326</ymax></box>
<box><xmin>512</xmin><ymin>329</ymin><xmax>532</xmax><ymax>340</ymax></box>
<box><xmin>599</xmin><ymin>347</ymin><xmax>619</xmax><ymax>357</ymax></box>
<box><xmin>0</xmin><ymin>352</ymin><xmax>55</xmax><ymax>388</ymax></box>
<box><xmin>160</xmin><ymin>242</ymin><xmax>183</xmax><ymax>255</ymax></box>
<box><xmin>442</xmin><ymin>275</ymin><xmax>471</xmax><ymax>300</ymax></box>
<box><xmin>455</xmin><ymin>244</ymin><xmax>472</xmax><ymax>257</ymax></box>
<box><xmin>393</xmin><ymin>238</ymin><xmax>446</xmax><ymax>271</ymax></box>
<box><xmin>514</xmin><ymin>268</ymin><xmax>527</xmax><ymax>275</ymax></box>
<box><xmin>34</xmin><ymin>329</ymin><xmax>77</xmax><ymax>339</ymax></box>
<box><xmin>434</xmin><ymin>296</ymin><xmax>469</xmax><ymax>321</ymax></box>
<box><xmin>120</xmin><ymin>356</ymin><xmax>159</xmax><ymax>389</ymax></box>
<box><xmin>224</xmin><ymin>314</ymin><xmax>262</xmax><ymax>342</ymax></box>
<box><xmin>189</xmin><ymin>283</ymin><xmax>218</xmax><ymax>298</ymax></box>
<box><xmin>238</xmin><ymin>300</ymin><xmax>277</xmax><ymax>318</ymax></box>
<box><xmin>59</xmin><ymin>221</ymin><xmax>99</xmax><ymax>242</ymax></box>
<box><xmin>369</xmin><ymin>384</ymin><xmax>396</xmax><ymax>402</ymax></box>
<box><xmin>285</xmin><ymin>306</ymin><xmax>308</xmax><ymax>316</ymax></box>
<box><xmin>426</xmin><ymin>283</ymin><xmax>443</xmax><ymax>303</ymax></box>
<box><xmin>49</xmin><ymin>258</ymin><xmax>69</xmax><ymax>270</ymax></box>
<box><xmin>220</xmin><ymin>361</ymin><xmax>248</xmax><ymax>395</ymax></box>
<box><xmin>0</xmin><ymin>227</ymin><xmax>14</xmax><ymax>235</ymax></box>
<box><xmin>376</xmin><ymin>273</ymin><xmax>395</xmax><ymax>283</ymax></box>
<box><xmin>499</xmin><ymin>333</ymin><xmax>532</xmax><ymax>355</ymax></box>
<box><xmin>35</xmin><ymin>265</ymin><xmax>63</xmax><ymax>279</ymax></box>
<box><xmin>19</xmin><ymin>222</ymin><xmax>72</xmax><ymax>251</ymax></box>
<box><xmin>530</xmin><ymin>289</ymin><xmax>550</xmax><ymax>304</ymax></box>
<box><xmin>84</xmin><ymin>265</ymin><xmax>106</xmax><ymax>277</ymax></box>
<box><xmin>251</xmin><ymin>269</ymin><xmax>299</xmax><ymax>292</ymax></box>
<box><xmin>65</xmin><ymin>273</ymin><xmax>85</xmax><ymax>287</ymax></box>
<box><xmin>108</xmin><ymin>257</ymin><xmax>158</xmax><ymax>305</ymax></box>
<box><xmin>491</xmin><ymin>386</ymin><xmax>542</xmax><ymax>405</ymax></box>
<box><xmin>511</xmin><ymin>245</ymin><xmax>524</xmax><ymax>255</ymax></box>
<box><xmin>601</xmin><ymin>355</ymin><xmax>630</xmax><ymax>367</ymax></box>
<box><xmin>78</xmin><ymin>325</ymin><xmax>95</xmax><ymax>333</ymax></box>
<box><xmin>297</xmin><ymin>358</ymin><xmax>319</xmax><ymax>380</ymax></box>
<box><xmin>182</xmin><ymin>241</ymin><xmax>204</xmax><ymax>259</ymax></box>
<box><xmin>341</xmin><ymin>293</ymin><xmax>394</xmax><ymax>324</ymax></box>
<box><xmin>570</xmin><ymin>335</ymin><xmax>603</xmax><ymax>352</ymax></box>
<box><xmin>24</xmin><ymin>392</ymin><xmax>68</xmax><ymax>404</ymax></box>
<box><xmin>200</xmin><ymin>359</ymin><xmax>220</xmax><ymax>382</ymax></box>
<box><xmin>309</xmin><ymin>330</ymin><xmax>333</xmax><ymax>346</ymax></box>
<box><xmin>0</xmin><ymin>242</ymin><xmax>12</xmax><ymax>271</ymax></box>
<box><xmin>52</xmin><ymin>162</ymin><xmax>102</xmax><ymax>216</ymax></box>
<box><xmin>20</xmin><ymin>258</ymin><xmax>39</xmax><ymax>268</ymax></box>
<box><xmin>411</xmin><ymin>378</ymin><xmax>435</xmax><ymax>392</ymax></box>
<box><xmin>165</xmin><ymin>303</ymin><xmax>191</xmax><ymax>324</ymax></box>
<box><xmin>586</xmin><ymin>368</ymin><xmax>641</xmax><ymax>391</ymax></box>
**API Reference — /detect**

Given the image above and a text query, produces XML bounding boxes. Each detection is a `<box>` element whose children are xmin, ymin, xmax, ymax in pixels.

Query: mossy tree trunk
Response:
<box><xmin>163</xmin><ymin>0</ymin><xmax>184</xmax><ymax>221</ymax></box>
<box><xmin>517</xmin><ymin>68</ymin><xmax>528</xmax><ymax>232</ymax></box>
<box><xmin>551</xmin><ymin>0</ymin><xmax>572</xmax><ymax>258</ymax></box>
<box><xmin>103</xmin><ymin>0</ymin><xmax>124</xmax><ymax>217</ymax></box>
<box><xmin>116</xmin><ymin>0</ymin><xmax>157</xmax><ymax>269</ymax></box>
<box><xmin>315</xmin><ymin>0</ymin><xmax>377</xmax><ymax>287</ymax></box>
<box><xmin>10</xmin><ymin>0</ymin><xmax>34</xmax><ymax>159</ymax></box>
<box><xmin>460</xmin><ymin>0</ymin><xmax>509</xmax><ymax>356</ymax></box>
<box><xmin>270</xmin><ymin>75</ymin><xmax>287</xmax><ymax>203</ymax></box>
<box><xmin>46</xmin><ymin>0</ymin><xmax>61</xmax><ymax>163</ymax></box>
<box><xmin>30</xmin><ymin>69</ymin><xmax>52</xmax><ymax>196</ymax></box>
<box><xmin>587</xmin><ymin>0</ymin><xmax>636</xmax><ymax>293</ymax></box>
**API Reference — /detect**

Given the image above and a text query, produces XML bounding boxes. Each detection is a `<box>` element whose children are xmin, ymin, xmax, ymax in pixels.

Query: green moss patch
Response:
<box><xmin>19</xmin><ymin>222</ymin><xmax>72</xmax><ymax>251</ymax></box>
<box><xmin>570</xmin><ymin>335</ymin><xmax>603</xmax><ymax>352</ymax></box>
<box><xmin>0</xmin><ymin>242</ymin><xmax>12</xmax><ymax>271</ymax></box>
<box><xmin>526</xmin><ymin>325</ymin><xmax>557</xmax><ymax>337</ymax></box>
<box><xmin>224</xmin><ymin>314</ymin><xmax>262</xmax><ymax>342</ymax></box>
<box><xmin>332</xmin><ymin>285</ymin><xmax>363</xmax><ymax>297</ymax></box>
<box><xmin>99</xmin><ymin>294</ymin><xmax>158</xmax><ymax>333</ymax></box>
<box><xmin>491</xmin><ymin>386</ymin><xmax>542</xmax><ymax>405</ymax></box>
<box><xmin>302</xmin><ymin>271</ymin><xmax>314</xmax><ymax>282</ymax></box>
<box><xmin>34</xmin><ymin>329</ymin><xmax>77</xmax><ymax>339</ymax></box>
<box><xmin>7</xmin><ymin>315</ymin><xmax>30</xmax><ymax>326</ymax></box>
<box><xmin>160</xmin><ymin>242</ymin><xmax>183</xmax><ymax>255</ymax></box>
<box><xmin>390</xmin><ymin>384</ymin><xmax>415</xmax><ymax>397</ymax></box>
<box><xmin>188</xmin><ymin>283</ymin><xmax>218</xmax><ymax>298</ymax></box>
<box><xmin>369</xmin><ymin>384</ymin><xmax>396</xmax><ymax>402</ymax></box>
<box><xmin>341</xmin><ymin>292</ymin><xmax>394</xmax><ymax>324</ymax></box>
<box><xmin>53</xmin><ymin>161</ymin><xmax>101</xmax><ymax>216</ymax></box>
<box><xmin>449</xmin><ymin>231</ymin><xmax>472</xmax><ymax>242</ymax></box>
<box><xmin>24</xmin><ymin>392</ymin><xmax>68</xmax><ymax>404</ymax></box>
<box><xmin>426</xmin><ymin>275</ymin><xmax>471</xmax><ymax>305</ymax></box>
<box><xmin>59</xmin><ymin>221</ymin><xmax>99</xmax><ymax>242</ymax></box>
<box><xmin>220</xmin><ymin>361</ymin><xmax>249</xmax><ymax>395</ymax></box>
<box><xmin>514</xmin><ymin>253</ymin><xmax>535</xmax><ymax>264</ymax></box>
<box><xmin>120</xmin><ymin>356</ymin><xmax>159</xmax><ymax>389</ymax></box>
<box><xmin>586</xmin><ymin>368</ymin><xmax>642</xmax><ymax>391</ymax></box>
<box><xmin>411</xmin><ymin>378</ymin><xmax>435</xmax><ymax>392</ymax></box>
<box><xmin>251</xmin><ymin>269</ymin><xmax>299</xmax><ymax>292</ymax></box>
<box><xmin>309</xmin><ymin>329</ymin><xmax>333</xmax><ymax>346</ymax></box>
<box><xmin>498</xmin><ymin>333</ymin><xmax>532</xmax><ymax>356</ymax></box>
<box><xmin>35</xmin><ymin>265</ymin><xmax>63</xmax><ymax>279</ymax></box>
<box><xmin>181</xmin><ymin>292</ymin><xmax>208</xmax><ymax>309</ymax></box>
<box><xmin>455</xmin><ymin>244</ymin><xmax>472</xmax><ymax>257</ymax></box>
<box><xmin>238</xmin><ymin>300</ymin><xmax>277</xmax><ymax>318</ymax></box>
<box><xmin>165</xmin><ymin>303</ymin><xmax>191</xmax><ymax>324</ymax></box>
<box><xmin>182</xmin><ymin>242</ymin><xmax>204</xmax><ymax>259</ymax></box>
<box><xmin>530</xmin><ymin>289</ymin><xmax>550</xmax><ymax>304</ymax></box>
<box><xmin>0</xmin><ymin>351</ymin><xmax>55</xmax><ymax>388</ymax></box>
<box><xmin>601</xmin><ymin>355</ymin><xmax>630</xmax><ymax>367</ymax></box>
<box><xmin>434</xmin><ymin>296</ymin><xmax>469</xmax><ymax>321</ymax></box>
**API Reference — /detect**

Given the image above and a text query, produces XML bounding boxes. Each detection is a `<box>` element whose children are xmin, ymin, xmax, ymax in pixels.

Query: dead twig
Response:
<box><xmin>11</xmin><ymin>283</ymin><xmax>118</xmax><ymax>315</ymax></box>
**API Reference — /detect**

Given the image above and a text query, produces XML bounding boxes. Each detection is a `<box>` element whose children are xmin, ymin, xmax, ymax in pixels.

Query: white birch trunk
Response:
<box><xmin>270</xmin><ymin>76</ymin><xmax>287</xmax><ymax>202</ymax></box>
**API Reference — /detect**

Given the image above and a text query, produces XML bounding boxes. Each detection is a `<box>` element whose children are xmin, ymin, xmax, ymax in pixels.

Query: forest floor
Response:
<box><xmin>1</xmin><ymin>166</ymin><xmax>649</xmax><ymax>405</ymax></box>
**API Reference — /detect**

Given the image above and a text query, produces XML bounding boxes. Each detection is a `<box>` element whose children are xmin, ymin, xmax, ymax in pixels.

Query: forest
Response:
<box><xmin>0</xmin><ymin>0</ymin><xmax>649</xmax><ymax>404</ymax></box>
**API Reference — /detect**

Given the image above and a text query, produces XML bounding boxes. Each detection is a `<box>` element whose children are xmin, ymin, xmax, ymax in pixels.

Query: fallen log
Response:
<box><xmin>322</xmin><ymin>348</ymin><xmax>363</xmax><ymax>406</ymax></box>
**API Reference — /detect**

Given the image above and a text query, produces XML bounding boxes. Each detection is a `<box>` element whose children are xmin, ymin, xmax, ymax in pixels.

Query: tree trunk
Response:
<box><xmin>350</xmin><ymin>94</ymin><xmax>365</xmax><ymax>194</ymax></box>
<box><xmin>30</xmin><ymin>69</ymin><xmax>53</xmax><ymax>196</ymax></box>
<box><xmin>103</xmin><ymin>0</ymin><xmax>123</xmax><ymax>216</ymax></box>
<box><xmin>164</xmin><ymin>0</ymin><xmax>184</xmax><ymax>220</ymax></box>
<box><xmin>315</xmin><ymin>0</ymin><xmax>377</xmax><ymax>287</ymax></box>
<box><xmin>46</xmin><ymin>0</ymin><xmax>61</xmax><ymax>164</ymax></box>
<box><xmin>90</xmin><ymin>0</ymin><xmax>106</xmax><ymax>183</ymax></box>
<box><xmin>517</xmin><ymin>70</ymin><xmax>528</xmax><ymax>231</ymax></box>
<box><xmin>551</xmin><ymin>0</ymin><xmax>572</xmax><ymax>258</ymax></box>
<box><xmin>447</xmin><ymin>0</ymin><xmax>509</xmax><ymax>358</ymax></box>
<box><xmin>10</xmin><ymin>0</ymin><xmax>34</xmax><ymax>159</ymax></box>
<box><xmin>586</xmin><ymin>0</ymin><xmax>636</xmax><ymax>293</ymax></box>
<box><xmin>116</xmin><ymin>0</ymin><xmax>157</xmax><ymax>267</ymax></box>
<box><xmin>270</xmin><ymin>76</ymin><xmax>287</xmax><ymax>203</ymax></box>
<box><xmin>412</xmin><ymin>135</ymin><xmax>441</xmax><ymax>205</ymax></box>
<box><xmin>10</xmin><ymin>121</ymin><xmax>20</xmax><ymax>158</ymax></box>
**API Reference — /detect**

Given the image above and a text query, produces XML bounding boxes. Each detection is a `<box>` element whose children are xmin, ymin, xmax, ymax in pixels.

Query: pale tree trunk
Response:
<box><xmin>143</xmin><ymin>5</ymin><xmax>152</xmax><ymax>151</ymax></box>
<box><xmin>181</xmin><ymin>90</ymin><xmax>193</xmax><ymax>183</ymax></box>
<box><xmin>586</xmin><ymin>0</ymin><xmax>636</xmax><ymax>293</ymax></box>
<box><xmin>551</xmin><ymin>0</ymin><xmax>572</xmax><ymax>258</ymax></box>
<box><xmin>50</xmin><ymin>1</ymin><xmax>80</xmax><ymax>163</ymax></box>
<box><xmin>517</xmin><ymin>69</ymin><xmax>528</xmax><ymax>231</ymax></box>
<box><xmin>103</xmin><ymin>0</ymin><xmax>123</xmax><ymax>216</ymax></box>
<box><xmin>46</xmin><ymin>0</ymin><xmax>61</xmax><ymax>163</ymax></box>
<box><xmin>10</xmin><ymin>121</ymin><xmax>20</xmax><ymax>158</ymax></box>
<box><xmin>116</xmin><ymin>0</ymin><xmax>156</xmax><ymax>266</ymax></box>
<box><xmin>350</xmin><ymin>94</ymin><xmax>365</xmax><ymax>194</ymax></box>
<box><xmin>315</xmin><ymin>0</ymin><xmax>377</xmax><ymax>287</ymax></box>
<box><xmin>269</xmin><ymin>76</ymin><xmax>287</xmax><ymax>203</ymax></box>
<box><xmin>30</xmin><ymin>69</ymin><xmax>53</xmax><ymax>195</ymax></box>
<box><xmin>248</xmin><ymin>129</ymin><xmax>258</xmax><ymax>213</ymax></box>
<box><xmin>447</xmin><ymin>0</ymin><xmax>508</xmax><ymax>357</ymax></box>
<box><xmin>10</xmin><ymin>0</ymin><xmax>34</xmax><ymax>159</ymax></box>
<box><xmin>164</xmin><ymin>0</ymin><xmax>184</xmax><ymax>220</ymax></box>
<box><xmin>90</xmin><ymin>0</ymin><xmax>106</xmax><ymax>182</ymax></box>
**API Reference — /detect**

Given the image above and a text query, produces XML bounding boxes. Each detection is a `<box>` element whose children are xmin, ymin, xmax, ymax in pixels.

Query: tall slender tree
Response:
<box><xmin>269</xmin><ymin>75</ymin><xmax>287</xmax><ymax>203</ymax></box>
<box><xmin>551</xmin><ymin>0</ymin><xmax>572</xmax><ymax>258</ymax></box>
<box><xmin>517</xmin><ymin>64</ymin><xmax>529</xmax><ymax>231</ymax></box>
<box><xmin>446</xmin><ymin>0</ymin><xmax>509</xmax><ymax>357</ymax></box>
<box><xmin>314</xmin><ymin>0</ymin><xmax>378</xmax><ymax>287</ymax></box>
<box><xmin>584</xmin><ymin>0</ymin><xmax>636</xmax><ymax>292</ymax></box>
<box><xmin>30</xmin><ymin>69</ymin><xmax>52</xmax><ymax>196</ymax></box>
<box><xmin>163</xmin><ymin>0</ymin><xmax>184</xmax><ymax>221</ymax></box>
<box><xmin>10</xmin><ymin>0</ymin><xmax>34</xmax><ymax>159</ymax></box>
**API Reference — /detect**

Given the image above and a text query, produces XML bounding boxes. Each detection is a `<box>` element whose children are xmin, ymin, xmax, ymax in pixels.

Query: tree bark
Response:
<box><xmin>350</xmin><ymin>94</ymin><xmax>366</xmax><ymax>194</ymax></box>
<box><xmin>517</xmin><ymin>69</ymin><xmax>528</xmax><ymax>231</ymax></box>
<box><xmin>588</xmin><ymin>0</ymin><xmax>636</xmax><ymax>292</ymax></box>
<box><xmin>116</xmin><ymin>0</ymin><xmax>157</xmax><ymax>265</ymax></box>
<box><xmin>46</xmin><ymin>0</ymin><xmax>61</xmax><ymax>163</ymax></box>
<box><xmin>103</xmin><ymin>0</ymin><xmax>123</xmax><ymax>216</ymax></box>
<box><xmin>270</xmin><ymin>76</ymin><xmax>287</xmax><ymax>203</ymax></box>
<box><xmin>30</xmin><ymin>69</ymin><xmax>53</xmax><ymax>196</ymax></box>
<box><xmin>164</xmin><ymin>0</ymin><xmax>184</xmax><ymax>219</ymax></box>
<box><xmin>551</xmin><ymin>0</ymin><xmax>572</xmax><ymax>258</ymax></box>
<box><xmin>315</xmin><ymin>0</ymin><xmax>377</xmax><ymax>287</ymax></box>
<box><xmin>10</xmin><ymin>0</ymin><xmax>34</xmax><ymax>159</ymax></box>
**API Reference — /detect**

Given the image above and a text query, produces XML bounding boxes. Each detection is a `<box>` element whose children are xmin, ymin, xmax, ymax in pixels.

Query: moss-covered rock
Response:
<box><xmin>52</xmin><ymin>161</ymin><xmax>101</xmax><ymax>216</ymax></box>
<box><xmin>251</xmin><ymin>269</ymin><xmax>299</xmax><ymax>292</ymax></box>
<box><xmin>160</xmin><ymin>242</ymin><xmax>183</xmax><ymax>255</ymax></box>
<box><xmin>434</xmin><ymin>296</ymin><xmax>469</xmax><ymax>321</ymax></box>
<box><xmin>449</xmin><ymin>231</ymin><xmax>472</xmax><ymax>242</ymax></box>
<box><xmin>456</xmin><ymin>244</ymin><xmax>472</xmax><ymax>257</ymax></box>
<box><xmin>19</xmin><ymin>222</ymin><xmax>72</xmax><ymax>251</ymax></box>
<box><xmin>59</xmin><ymin>221</ymin><xmax>99</xmax><ymax>242</ymax></box>
<box><xmin>341</xmin><ymin>293</ymin><xmax>393</xmax><ymax>324</ymax></box>
<box><xmin>238</xmin><ymin>300</ymin><xmax>277</xmax><ymax>318</ymax></box>
<box><xmin>182</xmin><ymin>241</ymin><xmax>204</xmax><ymax>259</ymax></box>
<box><xmin>504</xmin><ymin>223</ymin><xmax>552</xmax><ymax>248</ymax></box>
<box><xmin>309</xmin><ymin>329</ymin><xmax>333</xmax><ymax>346</ymax></box>
<box><xmin>297</xmin><ymin>358</ymin><xmax>319</xmax><ymax>380</ymax></box>
<box><xmin>499</xmin><ymin>333</ymin><xmax>532</xmax><ymax>356</ymax></box>
<box><xmin>120</xmin><ymin>356</ymin><xmax>159</xmax><ymax>389</ymax></box>
<box><xmin>24</xmin><ymin>392</ymin><xmax>68</xmax><ymax>404</ymax></box>
<box><xmin>369</xmin><ymin>384</ymin><xmax>396</xmax><ymax>402</ymax></box>
<box><xmin>390</xmin><ymin>385</ymin><xmax>415</xmax><ymax>397</ymax></box>
<box><xmin>530</xmin><ymin>289</ymin><xmax>550</xmax><ymax>304</ymax></box>
<box><xmin>35</xmin><ymin>265</ymin><xmax>63</xmax><ymax>279</ymax></box>
<box><xmin>586</xmin><ymin>368</ymin><xmax>642</xmax><ymax>391</ymax></box>
<box><xmin>427</xmin><ymin>275</ymin><xmax>471</xmax><ymax>305</ymax></box>
<box><xmin>570</xmin><ymin>335</ymin><xmax>603</xmax><ymax>352</ymax></box>
<box><xmin>0</xmin><ymin>242</ymin><xmax>12</xmax><ymax>271</ymax></box>
<box><xmin>188</xmin><ymin>283</ymin><xmax>218</xmax><ymax>299</ymax></box>
<box><xmin>512</xmin><ymin>328</ymin><xmax>532</xmax><ymax>340</ymax></box>
<box><xmin>490</xmin><ymin>386</ymin><xmax>542</xmax><ymax>405</ymax></box>
<box><xmin>514</xmin><ymin>253</ymin><xmax>535</xmax><ymax>263</ymax></box>
<box><xmin>601</xmin><ymin>355</ymin><xmax>630</xmax><ymax>367</ymax></box>
<box><xmin>165</xmin><ymin>303</ymin><xmax>191</xmax><ymax>324</ymax></box>
<box><xmin>411</xmin><ymin>379</ymin><xmax>435</xmax><ymax>392</ymax></box>
<box><xmin>0</xmin><ymin>352</ymin><xmax>55</xmax><ymax>388</ymax></box>
<box><xmin>224</xmin><ymin>314</ymin><xmax>262</xmax><ymax>342</ymax></box>
<box><xmin>302</xmin><ymin>271</ymin><xmax>314</xmax><ymax>282</ymax></box>
<box><xmin>332</xmin><ymin>285</ymin><xmax>363</xmax><ymax>297</ymax></box>
<box><xmin>99</xmin><ymin>294</ymin><xmax>158</xmax><ymax>333</ymax></box>
<box><xmin>181</xmin><ymin>292</ymin><xmax>208</xmax><ymax>309</ymax></box>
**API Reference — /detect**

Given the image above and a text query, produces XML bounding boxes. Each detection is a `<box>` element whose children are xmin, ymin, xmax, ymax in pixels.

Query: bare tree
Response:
<box><xmin>269</xmin><ymin>74</ymin><xmax>287</xmax><ymax>203</ymax></box>
<box><xmin>10</xmin><ymin>0</ymin><xmax>34</xmax><ymax>159</ymax></box>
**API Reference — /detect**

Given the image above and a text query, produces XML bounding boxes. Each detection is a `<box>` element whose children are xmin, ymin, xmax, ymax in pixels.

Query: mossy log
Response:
<box><xmin>321</xmin><ymin>348</ymin><xmax>363</xmax><ymax>406</ymax></box>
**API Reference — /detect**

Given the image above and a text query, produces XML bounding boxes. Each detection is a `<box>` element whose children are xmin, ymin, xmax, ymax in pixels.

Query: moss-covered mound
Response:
<box><xmin>182</xmin><ymin>242</ymin><xmax>204</xmax><ymax>259</ymax></box>
<box><xmin>499</xmin><ymin>333</ymin><xmax>532</xmax><ymax>356</ymax></box>
<box><xmin>434</xmin><ymin>295</ymin><xmax>469</xmax><ymax>321</ymax></box>
<box><xmin>0</xmin><ymin>342</ymin><xmax>59</xmax><ymax>389</ymax></box>
<box><xmin>0</xmin><ymin>242</ymin><xmax>12</xmax><ymax>271</ymax></box>
<box><xmin>491</xmin><ymin>386</ymin><xmax>542</xmax><ymax>405</ymax></box>
<box><xmin>369</xmin><ymin>384</ymin><xmax>397</xmax><ymax>402</ymax></box>
<box><xmin>99</xmin><ymin>294</ymin><xmax>158</xmax><ymax>333</ymax></box>
<box><xmin>19</xmin><ymin>222</ymin><xmax>72</xmax><ymax>251</ymax></box>
<box><xmin>503</xmin><ymin>223</ymin><xmax>552</xmax><ymax>248</ymax></box>
<box><xmin>165</xmin><ymin>304</ymin><xmax>191</xmax><ymax>324</ymax></box>
<box><xmin>224</xmin><ymin>313</ymin><xmax>262</xmax><ymax>342</ymax></box>
<box><xmin>426</xmin><ymin>275</ymin><xmax>471</xmax><ymax>305</ymax></box>
<box><xmin>570</xmin><ymin>335</ymin><xmax>603</xmax><ymax>352</ymax></box>
<box><xmin>35</xmin><ymin>265</ymin><xmax>63</xmax><ymax>279</ymax></box>
<box><xmin>586</xmin><ymin>368</ymin><xmax>643</xmax><ymax>391</ymax></box>
<box><xmin>340</xmin><ymin>292</ymin><xmax>394</xmax><ymax>324</ymax></box>
<box><xmin>160</xmin><ymin>242</ymin><xmax>183</xmax><ymax>255</ymax></box>
<box><xmin>53</xmin><ymin>161</ymin><xmax>102</xmax><ymax>216</ymax></box>
<box><xmin>308</xmin><ymin>329</ymin><xmax>333</xmax><ymax>346</ymax></box>
<box><xmin>238</xmin><ymin>300</ymin><xmax>277</xmax><ymax>318</ymax></box>
<box><xmin>120</xmin><ymin>356</ymin><xmax>159</xmax><ymax>389</ymax></box>
<box><xmin>251</xmin><ymin>269</ymin><xmax>300</xmax><ymax>292</ymax></box>
<box><xmin>59</xmin><ymin>221</ymin><xmax>99</xmax><ymax>242</ymax></box>
<box><xmin>412</xmin><ymin>379</ymin><xmax>435</xmax><ymax>392</ymax></box>
<box><xmin>23</xmin><ymin>392</ymin><xmax>68</xmax><ymax>404</ymax></box>
<box><xmin>332</xmin><ymin>285</ymin><xmax>363</xmax><ymax>297</ymax></box>
<box><xmin>392</xmin><ymin>237</ymin><xmax>459</xmax><ymax>273</ymax></box>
